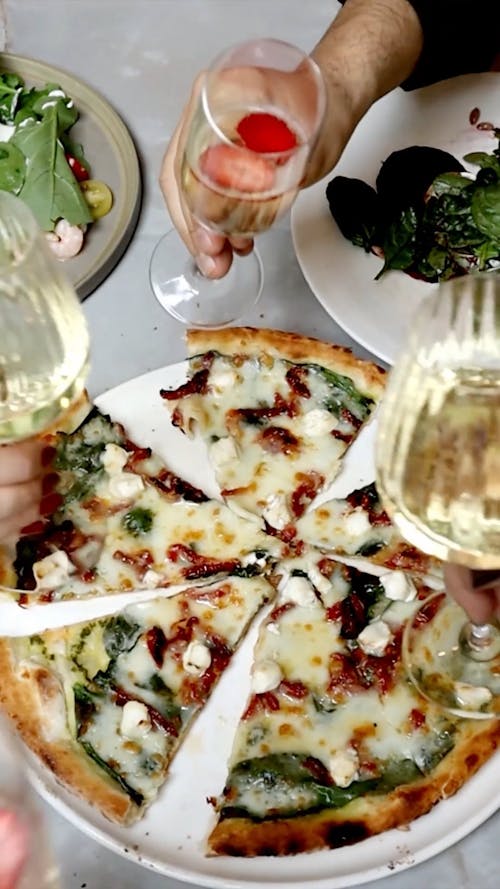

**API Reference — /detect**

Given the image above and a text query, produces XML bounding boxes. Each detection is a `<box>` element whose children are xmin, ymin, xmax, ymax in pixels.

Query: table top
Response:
<box><xmin>4</xmin><ymin>1</ymin><xmax>499</xmax><ymax>887</ymax></box>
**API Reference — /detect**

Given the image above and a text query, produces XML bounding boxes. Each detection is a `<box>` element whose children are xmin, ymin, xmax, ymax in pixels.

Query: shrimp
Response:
<box><xmin>45</xmin><ymin>218</ymin><xmax>84</xmax><ymax>260</ymax></box>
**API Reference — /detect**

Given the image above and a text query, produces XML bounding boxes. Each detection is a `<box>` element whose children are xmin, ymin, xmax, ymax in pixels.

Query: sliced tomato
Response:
<box><xmin>66</xmin><ymin>154</ymin><xmax>89</xmax><ymax>182</ymax></box>
<box><xmin>236</xmin><ymin>113</ymin><xmax>298</xmax><ymax>153</ymax></box>
<box><xmin>80</xmin><ymin>179</ymin><xmax>113</xmax><ymax>219</ymax></box>
<box><xmin>199</xmin><ymin>144</ymin><xmax>275</xmax><ymax>193</ymax></box>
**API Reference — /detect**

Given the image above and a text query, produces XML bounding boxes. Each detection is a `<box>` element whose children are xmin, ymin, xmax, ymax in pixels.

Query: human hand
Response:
<box><xmin>0</xmin><ymin>440</ymin><xmax>47</xmax><ymax>541</ymax></box>
<box><xmin>444</xmin><ymin>564</ymin><xmax>500</xmax><ymax>624</ymax></box>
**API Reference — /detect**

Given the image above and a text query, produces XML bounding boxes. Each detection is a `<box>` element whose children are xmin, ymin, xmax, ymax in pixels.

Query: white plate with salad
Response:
<box><xmin>291</xmin><ymin>73</ymin><xmax>500</xmax><ymax>365</ymax></box>
<box><xmin>0</xmin><ymin>53</ymin><xmax>141</xmax><ymax>299</ymax></box>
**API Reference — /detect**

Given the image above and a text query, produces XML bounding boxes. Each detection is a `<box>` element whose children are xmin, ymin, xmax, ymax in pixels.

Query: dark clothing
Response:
<box><xmin>339</xmin><ymin>0</ymin><xmax>500</xmax><ymax>90</ymax></box>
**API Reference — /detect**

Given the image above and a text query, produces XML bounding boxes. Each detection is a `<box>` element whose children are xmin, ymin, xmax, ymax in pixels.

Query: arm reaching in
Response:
<box><xmin>159</xmin><ymin>0</ymin><xmax>423</xmax><ymax>279</ymax></box>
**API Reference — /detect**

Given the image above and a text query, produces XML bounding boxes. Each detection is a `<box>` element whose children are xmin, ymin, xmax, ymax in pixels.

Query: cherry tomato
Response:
<box><xmin>65</xmin><ymin>153</ymin><xmax>89</xmax><ymax>182</ymax></box>
<box><xmin>80</xmin><ymin>179</ymin><xmax>113</xmax><ymax>219</ymax></box>
<box><xmin>236</xmin><ymin>113</ymin><xmax>298</xmax><ymax>153</ymax></box>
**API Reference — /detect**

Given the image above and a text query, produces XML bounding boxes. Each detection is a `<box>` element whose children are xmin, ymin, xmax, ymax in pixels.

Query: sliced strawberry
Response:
<box><xmin>236</xmin><ymin>112</ymin><xmax>298</xmax><ymax>153</ymax></box>
<box><xmin>0</xmin><ymin>809</ymin><xmax>29</xmax><ymax>889</ymax></box>
<box><xmin>199</xmin><ymin>144</ymin><xmax>275</xmax><ymax>193</ymax></box>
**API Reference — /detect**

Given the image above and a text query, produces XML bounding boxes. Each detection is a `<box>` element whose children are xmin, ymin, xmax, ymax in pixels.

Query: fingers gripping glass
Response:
<box><xmin>376</xmin><ymin>274</ymin><xmax>500</xmax><ymax>719</ymax></box>
<box><xmin>149</xmin><ymin>38</ymin><xmax>326</xmax><ymax>328</ymax></box>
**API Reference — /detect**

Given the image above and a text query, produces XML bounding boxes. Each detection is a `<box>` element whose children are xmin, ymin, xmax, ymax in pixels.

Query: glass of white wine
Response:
<box><xmin>0</xmin><ymin>714</ymin><xmax>61</xmax><ymax>888</ymax></box>
<box><xmin>0</xmin><ymin>191</ymin><xmax>89</xmax><ymax>444</ymax></box>
<box><xmin>150</xmin><ymin>37</ymin><xmax>326</xmax><ymax>328</ymax></box>
<box><xmin>376</xmin><ymin>273</ymin><xmax>500</xmax><ymax>719</ymax></box>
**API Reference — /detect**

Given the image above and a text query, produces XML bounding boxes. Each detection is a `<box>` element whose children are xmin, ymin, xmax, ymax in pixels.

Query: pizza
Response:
<box><xmin>208</xmin><ymin>558</ymin><xmax>499</xmax><ymax>855</ymax></box>
<box><xmin>160</xmin><ymin>328</ymin><xmax>385</xmax><ymax>530</ymax></box>
<box><xmin>0</xmin><ymin>407</ymin><xmax>277</xmax><ymax>605</ymax></box>
<box><xmin>0</xmin><ymin>575</ymin><xmax>274</xmax><ymax>823</ymax></box>
<box><xmin>0</xmin><ymin>327</ymin><xmax>498</xmax><ymax>860</ymax></box>
<box><xmin>296</xmin><ymin>481</ymin><xmax>442</xmax><ymax>579</ymax></box>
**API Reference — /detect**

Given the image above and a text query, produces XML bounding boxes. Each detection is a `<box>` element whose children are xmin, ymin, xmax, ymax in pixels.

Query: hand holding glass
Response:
<box><xmin>150</xmin><ymin>38</ymin><xmax>326</xmax><ymax>327</ymax></box>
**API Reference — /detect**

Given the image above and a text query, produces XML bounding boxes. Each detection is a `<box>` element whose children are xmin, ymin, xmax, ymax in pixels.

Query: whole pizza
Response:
<box><xmin>0</xmin><ymin>328</ymin><xmax>498</xmax><ymax>857</ymax></box>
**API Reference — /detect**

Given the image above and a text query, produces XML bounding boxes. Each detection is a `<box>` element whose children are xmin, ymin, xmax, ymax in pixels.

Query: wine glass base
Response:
<box><xmin>149</xmin><ymin>229</ymin><xmax>263</xmax><ymax>328</ymax></box>
<box><xmin>403</xmin><ymin>592</ymin><xmax>500</xmax><ymax>720</ymax></box>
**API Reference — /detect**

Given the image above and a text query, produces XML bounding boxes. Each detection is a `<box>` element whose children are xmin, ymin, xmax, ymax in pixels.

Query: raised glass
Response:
<box><xmin>376</xmin><ymin>274</ymin><xmax>500</xmax><ymax>719</ymax></box>
<box><xmin>0</xmin><ymin>191</ymin><xmax>89</xmax><ymax>444</ymax></box>
<box><xmin>150</xmin><ymin>38</ymin><xmax>326</xmax><ymax>327</ymax></box>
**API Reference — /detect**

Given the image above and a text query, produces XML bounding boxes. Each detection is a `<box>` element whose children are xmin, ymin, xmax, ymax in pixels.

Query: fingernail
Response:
<box><xmin>41</xmin><ymin>445</ymin><xmax>57</xmax><ymax>467</ymax></box>
<box><xmin>40</xmin><ymin>492</ymin><xmax>63</xmax><ymax>516</ymax></box>
<box><xmin>193</xmin><ymin>228</ymin><xmax>217</xmax><ymax>253</ymax></box>
<box><xmin>196</xmin><ymin>254</ymin><xmax>217</xmax><ymax>277</ymax></box>
<box><xmin>42</xmin><ymin>472</ymin><xmax>60</xmax><ymax>495</ymax></box>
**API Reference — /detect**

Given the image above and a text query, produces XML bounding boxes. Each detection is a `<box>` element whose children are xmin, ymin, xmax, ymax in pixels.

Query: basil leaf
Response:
<box><xmin>103</xmin><ymin>615</ymin><xmax>141</xmax><ymax>660</ymax></box>
<box><xmin>300</xmin><ymin>363</ymin><xmax>374</xmax><ymax>419</ymax></box>
<box><xmin>326</xmin><ymin>176</ymin><xmax>380</xmax><ymax>251</ymax></box>
<box><xmin>122</xmin><ymin>507</ymin><xmax>154</xmax><ymax>537</ymax></box>
<box><xmin>79</xmin><ymin>740</ymin><xmax>144</xmax><ymax>807</ymax></box>
<box><xmin>0</xmin><ymin>73</ymin><xmax>24</xmax><ymax>124</ymax></box>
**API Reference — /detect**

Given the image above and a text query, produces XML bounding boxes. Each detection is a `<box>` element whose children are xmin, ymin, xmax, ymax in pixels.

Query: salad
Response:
<box><xmin>0</xmin><ymin>70</ymin><xmax>113</xmax><ymax>259</ymax></box>
<box><xmin>326</xmin><ymin>117</ymin><xmax>500</xmax><ymax>283</ymax></box>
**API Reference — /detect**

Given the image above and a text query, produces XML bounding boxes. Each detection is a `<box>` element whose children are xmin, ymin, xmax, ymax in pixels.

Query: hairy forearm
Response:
<box><xmin>306</xmin><ymin>0</ymin><xmax>423</xmax><ymax>182</ymax></box>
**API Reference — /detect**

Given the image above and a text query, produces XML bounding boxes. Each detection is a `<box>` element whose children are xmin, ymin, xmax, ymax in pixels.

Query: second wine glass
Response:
<box><xmin>376</xmin><ymin>274</ymin><xmax>500</xmax><ymax>720</ymax></box>
<box><xmin>150</xmin><ymin>38</ymin><xmax>326</xmax><ymax>328</ymax></box>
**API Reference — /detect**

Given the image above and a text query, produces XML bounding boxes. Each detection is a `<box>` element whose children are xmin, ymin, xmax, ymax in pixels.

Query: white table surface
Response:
<box><xmin>2</xmin><ymin>1</ymin><xmax>499</xmax><ymax>887</ymax></box>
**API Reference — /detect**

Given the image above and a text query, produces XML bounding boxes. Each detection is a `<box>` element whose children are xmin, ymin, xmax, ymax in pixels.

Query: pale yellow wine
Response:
<box><xmin>377</xmin><ymin>366</ymin><xmax>500</xmax><ymax>568</ymax></box>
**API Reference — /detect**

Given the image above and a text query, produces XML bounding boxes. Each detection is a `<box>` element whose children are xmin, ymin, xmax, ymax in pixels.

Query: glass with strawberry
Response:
<box><xmin>150</xmin><ymin>39</ymin><xmax>326</xmax><ymax>327</ymax></box>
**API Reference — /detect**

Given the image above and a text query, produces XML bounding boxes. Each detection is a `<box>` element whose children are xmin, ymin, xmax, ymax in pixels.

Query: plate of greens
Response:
<box><xmin>0</xmin><ymin>53</ymin><xmax>141</xmax><ymax>299</ymax></box>
<box><xmin>291</xmin><ymin>73</ymin><xmax>500</xmax><ymax>365</ymax></box>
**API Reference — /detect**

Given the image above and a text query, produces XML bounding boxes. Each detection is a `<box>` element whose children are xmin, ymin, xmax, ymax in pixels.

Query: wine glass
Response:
<box><xmin>376</xmin><ymin>273</ymin><xmax>500</xmax><ymax>719</ymax></box>
<box><xmin>0</xmin><ymin>714</ymin><xmax>61</xmax><ymax>888</ymax></box>
<box><xmin>0</xmin><ymin>191</ymin><xmax>89</xmax><ymax>444</ymax></box>
<box><xmin>150</xmin><ymin>38</ymin><xmax>326</xmax><ymax>328</ymax></box>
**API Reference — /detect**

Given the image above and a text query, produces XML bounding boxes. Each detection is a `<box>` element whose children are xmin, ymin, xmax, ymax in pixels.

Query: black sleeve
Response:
<box><xmin>337</xmin><ymin>0</ymin><xmax>500</xmax><ymax>91</ymax></box>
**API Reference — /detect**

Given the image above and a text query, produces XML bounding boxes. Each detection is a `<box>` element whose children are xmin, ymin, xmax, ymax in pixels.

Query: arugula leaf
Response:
<box><xmin>0</xmin><ymin>141</ymin><xmax>25</xmax><ymax>193</ymax></box>
<box><xmin>375</xmin><ymin>206</ymin><xmax>418</xmax><ymax>280</ymax></box>
<box><xmin>431</xmin><ymin>172</ymin><xmax>472</xmax><ymax>197</ymax></box>
<box><xmin>12</xmin><ymin>107</ymin><xmax>91</xmax><ymax>230</ymax></box>
<box><xmin>463</xmin><ymin>151</ymin><xmax>500</xmax><ymax>173</ymax></box>
<box><xmin>0</xmin><ymin>73</ymin><xmax>24</xmax><ymax>124</ymax></box>
<box><xmin>471</xmin><ymin>184</ymin><xmax>500</xmax><ymax>240</ymax></box>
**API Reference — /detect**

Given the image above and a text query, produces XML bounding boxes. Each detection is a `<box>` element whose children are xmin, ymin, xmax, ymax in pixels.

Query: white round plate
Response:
<box><xmin>23</xmin><ymin>362</ymin><xmax>500</xmax><ymax>888</ymax></box>
<box><xmin>291</xmin><ymin>73</ymin><xmax>500</xmax><ymax>365</ymax></box>
<box><xmin>0</xmin><ymin>53</ymin><xmax>142</xmax><ymax>300</ymax></box>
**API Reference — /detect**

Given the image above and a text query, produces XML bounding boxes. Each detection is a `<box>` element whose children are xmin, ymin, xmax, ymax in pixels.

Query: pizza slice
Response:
<box><xmin>0</xmin><ymin>575</ymin><xmax>274</xmax><ymax>824</ymax></box>
<box><xmin>0</xmin><ymin>407</ymin><xmax>278</xmax><ymax>605</ymax></box>
<box><xmin>160</xmin><ymin>328</ymin><xmax>386</xmax><ymax>532</ymax></box>
<box><xmin>296</xmin><ymin>481</ymin><xmax>442</xmax><ymax>578</ymax></box>
<box><xmin>208</xmin><ymin>557</ymin><xmax>499</xmax><ymax>856</ymax></box>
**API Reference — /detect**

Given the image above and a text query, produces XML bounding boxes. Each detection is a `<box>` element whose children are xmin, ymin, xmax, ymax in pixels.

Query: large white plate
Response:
<box><xmin>0</xmin><ymin>53</ymin><xmax>142</xmax><ymax>300</ymax></box>
<box><xmin>23</xmin><ymin>363</ymin><xmax>500</xmax><ymax>888</ymax></box>
<box><xmin>291</xmin><ymin>74</ymin><xmax>500</xmax><ymax>365</ymax></box>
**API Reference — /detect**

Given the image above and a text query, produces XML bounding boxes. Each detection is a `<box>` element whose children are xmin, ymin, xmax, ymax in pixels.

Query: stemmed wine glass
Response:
<box><xmin>149</xmin><ymin>38</ymin><xmax>326</xmax><ymax>328</ymax></box>
<box><xmin>0</xmin><ymin>191</ymin><xmax>89</xmax><ymax>445</ymax></box>
<box><xmin>376</xmin><ymin>273</ymin><xmax>500</xmax><ymax>719</ymax></box>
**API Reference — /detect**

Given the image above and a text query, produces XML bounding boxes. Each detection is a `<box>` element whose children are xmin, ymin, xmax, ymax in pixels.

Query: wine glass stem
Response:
<box><xmin>460</xmin><ymin>621</ymin><xmax>500</xmax><ymax>662</ymax></box>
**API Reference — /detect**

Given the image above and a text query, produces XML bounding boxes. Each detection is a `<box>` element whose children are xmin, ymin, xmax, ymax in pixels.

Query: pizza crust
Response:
<box><xmin>0</xmin><ymin>639</ymin><xmax>139</xmax><ymax>825</ymax></box>
<box><xmin>208</xmin><ymin>718</ymin><xmax>500</xmax><ymax>856</ymax></box>
<box><xmin>186</xmin><ymin>328</ymin><xmax>386</xmax><ymax>400</ymax></box>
